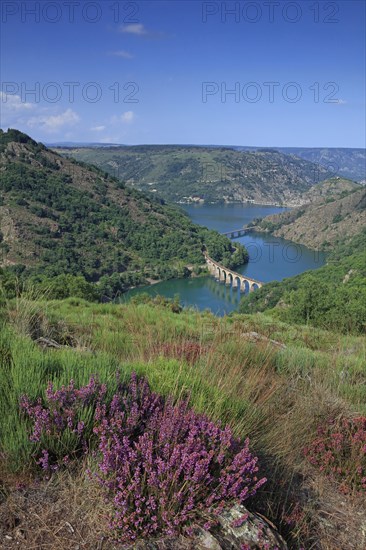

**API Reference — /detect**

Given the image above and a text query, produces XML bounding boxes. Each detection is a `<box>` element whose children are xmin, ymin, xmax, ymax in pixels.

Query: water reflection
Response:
<box><xmin>206</xmin><ymin>276</ymin><xmax>244</xmax><ymax>305</ymax></box>
<box><xmin>124</xmin><ymin>203</ymin><xmax>327</xmax><ymax>316</ymax></box>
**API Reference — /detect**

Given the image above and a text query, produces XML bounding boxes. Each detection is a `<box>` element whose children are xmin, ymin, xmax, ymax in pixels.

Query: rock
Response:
<box><xmin>212</xmin><ymin>504</ymin><xmax>288</xmax><ymax>549</ymax></box>
<box><xmin>241</xmin><ymin>332</ymin><xmax>286</xmax><ymax>350</ymax></box>
<box><xmin>133</xmin><ymin>537</ymin><xmax>194</xmax><ymax>549</ymax></box>
<box><xmin>129</xmin><ymin>504</ymin><xmax>288</xmax><ymax>549</ymax></box>
<box><xmin>194</xmin><ymin>527</ymin><xmax>222</xmax><ymax>549</ymax></box>
<box><xmin>343</xmin><ymin>269</ymin><xmax>355</xmax><ymax>284</ymax></box>
<box><xmin>36</xmin><ymin>337</ymin><xmax>63</xmax><ymax>349</ymax></box>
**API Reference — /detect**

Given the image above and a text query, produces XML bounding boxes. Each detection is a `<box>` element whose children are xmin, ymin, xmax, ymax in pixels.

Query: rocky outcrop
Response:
<box><xmin>132</xmin><ymin>505</ymin><xmax>288</xmax><ymax>549</ymax></box>
<box><xmin>241</xmin><ymin>332</ymin><xmax>286</xmax><ymax>350</ymax></box>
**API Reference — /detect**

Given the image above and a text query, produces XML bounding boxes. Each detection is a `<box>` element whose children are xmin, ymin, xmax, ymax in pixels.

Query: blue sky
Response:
<box><xmin>1</xmin><ymin>0</ymin><xmax>365</xmax><ymax>146</ymax></box>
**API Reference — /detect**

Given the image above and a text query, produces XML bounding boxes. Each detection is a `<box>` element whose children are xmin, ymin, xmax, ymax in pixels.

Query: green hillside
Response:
<box><xmin>248</xmin><ymin>178</ymin><xmax>365</xmax><ymax>250</ymax></box>
<box><xmin>273</xmin><ymin>147</ymin><xmax>366</xmax><ymax>183</ymax></box>
<box><xmin>240</xmin><ymin>180</ymin><xmax>366</xmax><ymax>335</ymax></box>
<box><xmin>54</xmin><ymin>145</ymin><xmax>333</xmax><ymax>205</ymax></box>
<box><xmin>239</xmin><ymin>229</ymin><xmax>366</xmax><ymax>334</ymax></box>
<box><xmin>0</xmin><ymin>130</ymin><xmax>247</xmax><ymax>297</ymax></box>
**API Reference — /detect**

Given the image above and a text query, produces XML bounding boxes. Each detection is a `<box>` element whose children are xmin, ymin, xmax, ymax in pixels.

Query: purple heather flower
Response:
<box><xmin>21</xmin><ymin>372</ymin><xmax>266</xmax><ymax>543</ymax></box>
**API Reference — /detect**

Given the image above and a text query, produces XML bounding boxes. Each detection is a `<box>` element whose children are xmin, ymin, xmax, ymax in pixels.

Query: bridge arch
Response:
<box><xmin>203</xmin><ymin>252</ymin><xmax>262</xmax><ymax>294</ymax></box>
<box><xmin>233</xmin><ymin>275</ymin><xmax>240</xmax><ymax>289</ymax></box>
<box><xmin>241</xmin><ymin>279</ymin><xmax>250</xmax><ymax>293</ymax></box>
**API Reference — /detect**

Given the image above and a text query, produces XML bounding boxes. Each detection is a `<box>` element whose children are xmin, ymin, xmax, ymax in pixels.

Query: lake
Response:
<box><xmin>124</xmin><ymin>203</ymin><xmax>326</xmax><ymax>315</ymax></box>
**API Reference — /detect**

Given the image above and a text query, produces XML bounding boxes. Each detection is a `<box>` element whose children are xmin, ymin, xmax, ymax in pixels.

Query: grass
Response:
<box><xmin>1</xmin><ymin>295</ymin><xmax>365</xmax><ymax>548</ymax></box>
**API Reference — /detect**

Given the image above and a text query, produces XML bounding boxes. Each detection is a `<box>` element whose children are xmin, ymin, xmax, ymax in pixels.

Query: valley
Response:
<box><xmin>0</xmin><ymin>130</ymin><xmax>365</xmax><ymax>550</ymax></box>
<box><xmin>54</xmin><ymin>145</ymin><xmax>334</xmax><ymax>206</ymax></box>
<box><xmin>0</xmin><ymin>130</ymin><xmax>248</xmax><ymax>298</ymax></box>
<box><xmin>1</xmin><ymin>3</ymin><xmax>365</xmax><ymax>548</ymax></box>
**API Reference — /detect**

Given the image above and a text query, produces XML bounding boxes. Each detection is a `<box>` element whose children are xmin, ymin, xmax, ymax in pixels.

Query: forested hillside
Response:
<box><xmin>231</xmin><ymin>147</ymin><xmax>365</xmax><ymax>182</ymax></box>
<box><xmin>54</xmin><ymin>145</ymin><xmax>333</xmax><ymax>205</ymax></box>
<box><xmin>239</xmin><ymin>230</ymin><xmax>366</xmax><ymax>334</ymax></box>
<box><xmin>0</xmin><ymin>130</ymin><xmax>247</xmax><ymax>298</ymax></box>
<box><xmin>274</xmin><ymin>147</ymin><xmax>366</xmax><ymax>182</ymax></box>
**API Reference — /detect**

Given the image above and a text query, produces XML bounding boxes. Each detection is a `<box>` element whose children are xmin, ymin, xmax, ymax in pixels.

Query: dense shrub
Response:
<box><xmin>304</xmin><ymin>416</ymin><xmax>366</xmax><ymax>494</ymax></box>
<box><xmin>20</xmin><ymin>376</ymin><xmax>106</xmax><ymax>466</ymax></box>
<box><xmin>21</xmin><ymin>373</ymin><xmax>265</xmax><ymax>542</ymax></box>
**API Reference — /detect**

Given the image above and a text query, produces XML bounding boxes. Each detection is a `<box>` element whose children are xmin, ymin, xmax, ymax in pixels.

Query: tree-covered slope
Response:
<box><xmin>54</xmin><ymin>145</ymin><xmax>333</xmax><ymax>206</ymax></box>
<box><xmin>0</xmin><ymin>130</ymin><xmax>247</xmax><ymax>289</ymax></box>
<box><xmin>239</xmin><ymin>230</ymin><xmax>366</xmax><ymax>334</ymax></box>
<box><xmin>274</xmin><ymin>147</ymin><xmax>366</xmax><ymax>183</ymax></box>
<box><xmin>232</xmin><ymin>146</ymin><xmax>366</xmax><ymax>183</ymax></box>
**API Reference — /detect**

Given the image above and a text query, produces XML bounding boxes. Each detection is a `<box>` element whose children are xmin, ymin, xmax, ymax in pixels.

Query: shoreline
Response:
<box><xmin>176</xmin><ymin>200</ymin><xmax>301</xmax><ymax>208</ymax></box>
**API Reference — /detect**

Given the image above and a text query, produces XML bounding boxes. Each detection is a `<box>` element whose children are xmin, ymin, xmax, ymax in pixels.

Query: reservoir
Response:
<box><xmin>125</xmin><ymin>203</ymin><xmax>326</xmax><ymax>315</ymax></box>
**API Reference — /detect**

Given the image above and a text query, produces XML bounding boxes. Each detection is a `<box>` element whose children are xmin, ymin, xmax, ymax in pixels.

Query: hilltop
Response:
<box><xmin>54</xmin><ymin>145</ymin><xmax>333</xmax><ymax>206</ymax></box>
<box><xmin>300</xmin><ymin>176</ymin><xmax>361</xmax><ymax>203</ymax></box>
<box><xmin>274</xmin><ymin>147</ymin><xmax>366</xmax><ymax>183</ymax></box>
<box><xmin>248</xmin><ymin>178</ymin><xmax>365</xmax><ymax>250</ymax></box>
<box><xmin>0</xmin><ymin>129</ymin><xmax>247</xmax><ymax>296</ymax></box>
<box><xmin>231</xmin><ymin>147</ymin><xmax>366</xmax><ymax>183</ymax></box>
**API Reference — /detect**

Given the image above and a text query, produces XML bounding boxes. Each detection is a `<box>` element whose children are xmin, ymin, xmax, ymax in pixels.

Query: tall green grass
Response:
<box><xmin>1</xmin><ymin>297</ymin><xmax>365</xmax><ymax>473</ymax></box>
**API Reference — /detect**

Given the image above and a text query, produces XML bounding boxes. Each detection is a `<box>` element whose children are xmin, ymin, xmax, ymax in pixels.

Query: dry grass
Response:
<box><xmin>302</xmin><ymin>474</ymin><xmax>366</xmax><ymax>550</ymax></box>
<box><xmin>2</xmin><ymin>298</ymin><xmax>365</xmax><ymax>549</ymax></box>
<box><xmin>0</xmin><ymin>467</ymin><xmax>112</xmax><ymax>550</ymax></box>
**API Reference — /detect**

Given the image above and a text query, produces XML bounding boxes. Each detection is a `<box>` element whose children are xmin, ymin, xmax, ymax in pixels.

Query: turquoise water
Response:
<box><xmin>124</xmin><ymin>203</ymin><xmax>326</xmax><ymax>316</ymax></box>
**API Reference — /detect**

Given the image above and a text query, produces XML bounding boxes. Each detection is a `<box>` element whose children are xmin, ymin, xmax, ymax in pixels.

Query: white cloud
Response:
<box><xmin>27</xmin><ymin>108</ymin><xmax>80</xmax><ymax>133</ymax></box>
<box><xmin>112</xmin><ymin>112</ymin><xmax>135</xmax><ymax>124</ymax></box>
<box><xmin>109</xmin><ymin>50</ymin><xmax>134</xmax><ymax>59</ymax></box>
<box><xmin>91</xmin><ymin>125</ymin><xmax>106</xmax><ymax>131</ymax></box>
<box><xmin>0</xmin><ymin>92</ymin><xmax>35</xmax><ymax>112</ymax></box>
<box><xmin>121</xmin><ymin>111</ymin><xmax>134</xmax><ymax>123</ymax></box>
<box><xmin>110</xmin><ymin>111</ymin><xmax>135</xmax><ymax>127</ymax></box>
<box><xmin>120</xmin><ymin>23</ymin><xmax>147</xmax><ymax>35</ymax></box>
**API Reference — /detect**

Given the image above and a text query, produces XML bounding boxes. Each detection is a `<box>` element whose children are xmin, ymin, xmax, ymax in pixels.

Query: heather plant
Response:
<box><xmin>21</xmin><ymin>372</ymin><xmax>266</xmax><ymax>542</ymax></box>
<box><xmin>304</xmin><ymin>416</ymin><xmax>366</xmax><ymax>493</ymax></box>
<box><xmin>20</xmin><ymin>376</ymin><xmax>107</xmax><ymax>469</ymax></box>
<box><xmin>94</xmin><ymin>373</ymin><xmax>266</xmax><ymax>541</ymax></box>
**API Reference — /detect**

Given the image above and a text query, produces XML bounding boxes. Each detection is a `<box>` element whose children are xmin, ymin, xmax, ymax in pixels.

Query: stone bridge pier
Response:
<box><xmin>204</xmin><ymin>253</ymin><xmax>263</xmax><ymax>293</ymax></box>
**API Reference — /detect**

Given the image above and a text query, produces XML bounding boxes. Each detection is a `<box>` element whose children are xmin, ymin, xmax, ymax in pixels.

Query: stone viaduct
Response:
<box><xmin>204</xmin><ymin>252</ymin><xmax>263</xmax><ymax>293</ymax></box>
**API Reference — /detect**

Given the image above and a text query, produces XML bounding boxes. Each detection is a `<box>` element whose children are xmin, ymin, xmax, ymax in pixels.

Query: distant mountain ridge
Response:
<box><xmin>52</xmin><ymin>143</ymin><xmax>366</xmax><ymax>184</ymax></box>
<box><xmin>272</xmin><ymin>147</ymin><xmax>365</xmax><ymax>183</ymax></box>
<box><xmin>54</xmin><ymin>145</ymin><xmax>335</xmax><ymax>206</ymax></box>
<box><xmin>46</xmin><ymin>142</ymin><xmax>126</xmax><ymax>148</ymax></box>
<box><xmin>210</xmin><ymin>146</ymin><xmax>365</xmax><ymax>183</ymax></box>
